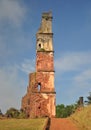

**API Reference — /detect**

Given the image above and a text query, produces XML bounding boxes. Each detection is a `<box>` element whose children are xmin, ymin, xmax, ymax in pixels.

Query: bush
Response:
<box><xmin>0</xmin><ymin>109</ymin><xmax>3</xmax><ymax>116</ymax></box>
<box><xmin>18</xmin><ymin>109</ymin><xmax>27</xmax><ymax>118</ymax></box>
<box><xmin>56</xmin><ymin>104</ymin><xmax>77</xmax><ymax>118</ymax></box>
<box><xmin>5</xmin><ymin>108</ymin><xmax>20</xmax><ymax>118</ymax></box>
<box><xmin>5</xmin><ymin>108</ymin><xmax>27</xmax><ymax>118</ymax></box>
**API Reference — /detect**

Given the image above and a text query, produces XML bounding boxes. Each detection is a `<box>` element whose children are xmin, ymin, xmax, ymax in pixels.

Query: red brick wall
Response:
<box><xmin>36</xmin><ymin>51</ymin><xmax>54</xmax><ymax>72</ymax></box>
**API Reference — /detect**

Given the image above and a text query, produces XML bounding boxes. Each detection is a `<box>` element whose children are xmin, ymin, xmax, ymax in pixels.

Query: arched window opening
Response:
<box><xmin>39</xmin><ymin>43</ymin><xmax>41</xmax><ymax>48</ymax></box>
<box><xmin>38</xmin><ymin>83</ymin><xmax>41</xmax><ymax>91</ymax></box>
<box><xmin>38</xmin><ymin>106</ymin><xmax>41</xmax><ymax>109</ymax></box>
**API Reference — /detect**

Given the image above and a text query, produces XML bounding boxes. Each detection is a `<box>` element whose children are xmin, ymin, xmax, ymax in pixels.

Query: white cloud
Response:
<box><xmin>0</xmin><ymin>0</ymin><xmax>26</xmax><ymax>26</ymax></box>
<box><xmin>73</xmin><ymin>69</ymin><xmax>91</xmax><ymax>90</ymax></box>
<box><xmin>0</xmin><ymin>65</ymin><xmax>26</xmax><ymax>113</ymax></box>
<box><xmin>68</xmin><ymin>69</ymin><xmax>91</xmax><ymax>102</ymax></box>
<box><xmin>75</xmin><ymin>69</ymin><xmax>91</xmax><ymax>82</ymax></box>
<box><xmin>0</xmin><ymin>37</ymin><xmax>6</xmax><ymax>58</ymax></box>
<box><xmin>19</xmin><ymin>59</ymin><xmax>35</xmax><ymax>74</ymax></box>
<box><xmin>0</xmin><ymin>0</ymin><xmax>31</xmax><ymax>65</ymax></box>
<box><xmin>55</xmin><ymin>51</ymin><xmax>91</xmax><ymax>73</ymax></box>
<box><xmin>0</xmin><ymin>58</ymin><xmax>35</xmax><ymax>113</ymax></box>
<box><xmin>55</xmin><ymin>51</ymin><xmax>91</xmax><ymax>104</ymax></box>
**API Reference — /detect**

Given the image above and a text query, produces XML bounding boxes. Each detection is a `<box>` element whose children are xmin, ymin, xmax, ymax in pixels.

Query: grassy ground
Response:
<box><xmin>0</xmin><ymin>118</ymin><xmax>47</xmax><ymax>130</ymax></box>
<box><xmin>70</xmin><ymin>105</ymin><xmax>91</xmax><ymax>130</ymax></box>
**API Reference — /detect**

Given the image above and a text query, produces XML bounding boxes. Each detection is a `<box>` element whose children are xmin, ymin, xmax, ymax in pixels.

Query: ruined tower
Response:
<box><xmin>22</xmin><ymin>12</ymin><xmax>56</xmax><ymax>118</ymax></box>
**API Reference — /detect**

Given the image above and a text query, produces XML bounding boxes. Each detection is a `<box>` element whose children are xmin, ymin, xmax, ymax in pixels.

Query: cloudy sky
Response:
<box><xmin>0</xmin><ymin>0</ymin><xmax>91</xmax><ymax>113</ymax></box>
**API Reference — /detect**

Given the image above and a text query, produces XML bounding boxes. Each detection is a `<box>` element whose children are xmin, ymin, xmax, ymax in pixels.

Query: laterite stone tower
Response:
<box><xmin>22</xmin><ymin>12</ymin><xmax>56</xmax><ymax>118</ymax></box>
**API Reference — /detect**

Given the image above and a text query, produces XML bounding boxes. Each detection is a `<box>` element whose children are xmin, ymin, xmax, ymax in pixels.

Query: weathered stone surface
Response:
<box><xmin>21</xmin><ymin>12</ymin><xmax>56</xmax><ymax>118</ymax></box>
<box><xmin>37</xmin><ymin>12</ymin><xmax>52</xmax><ymax>33</ymax></box>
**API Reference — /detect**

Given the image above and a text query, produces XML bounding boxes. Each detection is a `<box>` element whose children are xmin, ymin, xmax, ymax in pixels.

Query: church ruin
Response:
<box><xmin>21</xmin><ymin>12</ymin><xmax>56</xmax><ymax>118</ymax></box>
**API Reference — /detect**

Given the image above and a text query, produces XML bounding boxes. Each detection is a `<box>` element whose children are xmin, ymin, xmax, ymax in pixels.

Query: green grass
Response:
<box><xmin>70</xmin><ymin>105</ymin><xmax>91</xmax><ymax>130</ymax></box>
<box><xmin>0</xmin><ymin>118</ymin><xmax>47</xmax><ymax>130</ymax></box>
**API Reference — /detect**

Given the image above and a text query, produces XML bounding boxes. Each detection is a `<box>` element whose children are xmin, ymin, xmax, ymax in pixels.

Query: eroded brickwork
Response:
<box><xmin>36</xmin><ymin>51</ymin><xmax>54</xmax><ymax>72</ymax></box>
<box><xmin>22</xmin><ymin>12</ymin><xmax>56</xmax><ymax>118</ymax></box>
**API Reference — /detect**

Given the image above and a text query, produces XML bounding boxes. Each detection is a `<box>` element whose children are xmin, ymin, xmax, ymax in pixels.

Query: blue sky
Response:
<box><xmin>0</xmin><ymin>0</ymin><xmax>91</xmax><ymax>113</ymax></box>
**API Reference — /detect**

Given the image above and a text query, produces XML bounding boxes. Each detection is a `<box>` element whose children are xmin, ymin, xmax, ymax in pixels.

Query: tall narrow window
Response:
<box><xmin>38</xmin><ymin>83</ymin><xmax>41</xmax><ymax>91</ymax></box>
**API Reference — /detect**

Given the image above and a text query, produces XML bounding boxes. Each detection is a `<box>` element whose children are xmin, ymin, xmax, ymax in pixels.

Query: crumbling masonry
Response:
<box><xmin>21</xmin><ymin>12</ymin><xmax>56</xmax><ymax>118</ymax></box>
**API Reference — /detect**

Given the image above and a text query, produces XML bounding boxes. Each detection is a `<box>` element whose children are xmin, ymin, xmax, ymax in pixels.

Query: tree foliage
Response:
<box><xmin>5</xmin><ymin>108</ymin><xmax>26</xmax><ymax>118</ymax></box>
<box><xmin>6</xmin><ymin>108</ymin><xmax>20</xmax><ymax>118</ymax></box>
<box><xmin>0</xmin><ymin>109</ymin><xmax>3</xmax><ymax>116</ymax></box>
<box><xmin>56</xmin><ymin>104</ymin><xmax>77</xmax><ymax>118</ymax></box>
<box><xmin>87</xmin><ymin>92</ymin><xmax>91</xmax><ymax>105</ymax></box>
<box><xmin>18</xmin><ymin>109</ymin><xmax>27</xmax><ymax>118</ymax></box>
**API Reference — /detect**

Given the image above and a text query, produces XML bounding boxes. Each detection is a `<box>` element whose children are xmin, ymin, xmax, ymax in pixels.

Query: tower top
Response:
<box><xmin>37</xmin><ymin>11</ymin><xmax>53</xmax><ymax>34</ymax></box>
<box><xmin>42</xmin><ymin>11</ymin><xmax>53</xmax><ymax>19</ymax></box>
<box><xmin>36</xmin><ymin>11</ymin><xmax>53</xmax><ymax>52</ymax></box>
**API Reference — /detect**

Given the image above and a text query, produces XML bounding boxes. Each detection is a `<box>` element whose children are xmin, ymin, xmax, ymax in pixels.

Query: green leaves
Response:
<box><xmin>5</xmin><ymin>108</ymin><xmax>26</xmax><ymax>118</ymax></box>
<box><xmin>56</xmin><ymin>104</ymin><xmax>77</xmax><ymax>118</ymax></box>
